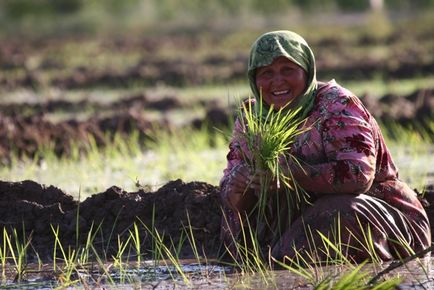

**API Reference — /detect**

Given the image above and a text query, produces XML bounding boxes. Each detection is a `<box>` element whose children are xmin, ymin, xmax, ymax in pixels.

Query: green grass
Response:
<box><xmin>381</xmin><ymin>122</ymin><xmax>433</xmax><ymax>191</ymax></box>
<box><xmin>342</xmin><ymin>76</ymin><xmax>434</xmax><ymax>99</ymax></box>
<box><xmin>0</xmin><ymin>127</ymin><xmax>229</xmax><ymax>199</ymax></box>
<box><xmin>0</xmin><ymin>119</ymin><xmax>431</xmax><ymax>199</ymax></box>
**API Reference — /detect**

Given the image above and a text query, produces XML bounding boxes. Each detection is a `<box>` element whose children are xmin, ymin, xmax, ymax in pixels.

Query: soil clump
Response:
<box><xmin>0</xmin><ymin>179</ymin><xmax>222</xmax><ymax>261</ymax></box>
<box><xmin>1</xmin><ymin>179</ymin><xmax>434</xmax><ymax>262</ymax></box>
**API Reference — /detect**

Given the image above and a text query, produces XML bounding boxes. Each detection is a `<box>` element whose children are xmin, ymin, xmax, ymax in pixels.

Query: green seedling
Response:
<box><xmin>51</xmin><ymin>225</ymin><xmax>80</xmax><ymax>287</ymax></box>
<box><xmin>3</xmin><ymin>227</ymin><xmax>31</xmax><ymax>282</ymax></box>
<box><xmin>129</xmin><ymin>222</ymin><xmax>142</xmax><ymax>268</ymax></box>
<box><xmin>112</xmin><ymin>234</ymin><xmax>132</xmax><ymax>284</ymax></box>
<box><xmin>238</xmin><ymin>96</ymin><xmax>310</xmax><ymax>237</ymax></box>
<box><xmin>139</xmin><ymin>219</ymin><xmax>191</xmax><ymax>286</ymax></box>
<box><xmin>0</xmin><ymin>228</ymin><xmax>8</xmax><ymax>281</ymax></box>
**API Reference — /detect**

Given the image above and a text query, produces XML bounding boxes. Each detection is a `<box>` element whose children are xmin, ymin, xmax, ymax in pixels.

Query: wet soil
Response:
<box><xmin>0</xmin><ymin>179</ymin><xmax>433</xmax><ymax>263</ymax></box>
<box><xmin>0</xmin><ymin>179</ymin><xmax>222</xmax><ymax>261</ymax></box>
<box><xmin>0</xmin><ymin>88</ymin><xmax>432</xmax><ymax>162</ymax></box>
<box><xmin>0</xmin><ymin>33</ymin><xmax>433</xmax><ymax>90</ymax></box>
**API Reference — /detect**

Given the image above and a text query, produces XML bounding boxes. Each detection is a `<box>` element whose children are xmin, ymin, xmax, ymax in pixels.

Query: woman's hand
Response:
<box><xmin>225</xmin><ymin>163</ymin><xmax>260</xmax><ymax>212</ymax></box>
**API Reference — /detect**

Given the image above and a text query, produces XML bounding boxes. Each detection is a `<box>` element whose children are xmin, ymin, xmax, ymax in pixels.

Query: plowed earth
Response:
<box><xmin>0</xmin><ymin>179</ymin><xmax>432</xmax><ymax>262</ymax></box>
<box><xmin>0</xmin><ymin>179</ymin><xmax>222</xmax><ymax>261</ymax></box>
<box><xmin>0</xmin><ymin>88</ymin><xmax>432</xmax><ymax>162</ymax></box>
<box><xmin>0</xmin><ymin>33</ymin><xmax>433</xmax><ymax>90</ymax></box>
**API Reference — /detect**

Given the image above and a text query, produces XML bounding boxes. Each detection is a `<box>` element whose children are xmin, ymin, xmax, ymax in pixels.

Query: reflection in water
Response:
<box><xmin>0</xmin><ymin>258</ymin><xmax>432</xmax><ymax>289</ymax></box>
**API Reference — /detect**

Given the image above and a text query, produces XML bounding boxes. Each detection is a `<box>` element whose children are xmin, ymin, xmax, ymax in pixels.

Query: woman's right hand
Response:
<box><xmin>225</xmin><ymin>163</ymin><xmax>259</xmax><ymax>212</ymax></box>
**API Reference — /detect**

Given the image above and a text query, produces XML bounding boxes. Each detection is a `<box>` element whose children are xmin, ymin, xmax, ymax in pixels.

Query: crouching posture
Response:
<box><xmin>219</xmin><ymin>30</ymin><xmax>431</xmax><ymax>264</ymax></box>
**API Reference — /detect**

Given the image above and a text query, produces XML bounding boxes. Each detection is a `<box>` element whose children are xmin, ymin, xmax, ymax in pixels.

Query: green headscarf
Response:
<box><xmin>248</xmin><ymin>30</ymin><xmax>317</xmax><ymax>120</ymax></box>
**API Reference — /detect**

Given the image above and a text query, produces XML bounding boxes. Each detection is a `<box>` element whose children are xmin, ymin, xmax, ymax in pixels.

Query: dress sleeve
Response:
<box><xmin>292</xmin><ymin>94</ymin><xmax>377</xmax><ymax>195</ymax></box>
<box><xmin>219</xmin><ymin>117</ymin><xmax>246</xmax><ymax>201</ymax></box>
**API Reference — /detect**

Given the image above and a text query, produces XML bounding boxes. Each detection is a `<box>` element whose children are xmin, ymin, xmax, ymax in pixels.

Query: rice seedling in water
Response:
<box><xmin>374</xmin><ymin>237</ymin><xmax>433</xmax><ymax>288</ymax></box>
<box><xmin>313</xmin><ymin>263</ymin><xmax>402</xmax><ymax>290</ymax></box>
<box><xmin>0</xmin><ymin>228</ymin><xmax>8</xmax><ymax>282</ymax></box>
<box><xmin>90</xmin><ymin>245</ymin><xmax>116</xmax><ymax>286</ymax></box>
<box><xmin>3</xmin><ymin>227</ymin><xmax>31</xmax><ymax>282</ymax></box>
<box><xmin>50</xmin><ymin>222</ymin><xmax>104</xmax><ymax>288</ymax></box>
<box><xmin>139</xmin><ymin>218</ymin><xmax>192</xmax><ymax>286</ymax></box>
<box><xmin>111</xmin><ymin>234</ymin><xmax>132</xmax><ymax>284</ymax></box>
<box><xmin>270</xmin><ymin>214</ymin><xmax>418</xmax><ymax>289</ymax></box>
<box><xmin>0</xmin><ymin>216</ymin><xmax>426</xmax><ymax>289</ymax></box>
<box><xmin>129</xmin><ymin>222</ymin><xmax>142</xmax><ymax>268</ymax></box>
<box><xmin>220</xmin><ymin>206</ymin><xmax>411</xmax><ymax>289</ymax></box>
<box><xmin>220</xmin><ymin>210</ymin><xmax>275</xmax><ymax>288</ymax></box>
<box><xmin>272</xmin><ymin>232</ymin><xmax>403</xmax><ymax>290</ymax></box>
<box><xmin>51</xmin><ymin>225</ymin><xmax>80</xmax><ymax>287</ymax></box>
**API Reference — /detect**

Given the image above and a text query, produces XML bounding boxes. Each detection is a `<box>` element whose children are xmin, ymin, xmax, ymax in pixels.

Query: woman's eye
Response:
<box><xmin>282</xmin><ymin>67</ymin><xmax>294</xmax><ymax>74</ymax></box>
<box><xmin>259</xmin><ymin>70</ymin><xmax>273</xmax><ymax>78</ymax></box>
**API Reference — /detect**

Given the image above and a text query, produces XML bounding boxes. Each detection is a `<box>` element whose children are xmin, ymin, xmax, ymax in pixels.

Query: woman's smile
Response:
<box><xmin>272</xmin><ymin>89</ymin><xmax>290</xmax><ymax>96</ymax></box>
<box><xmin>255</xmin><ymin>56</ymin><xmax>307</xmax><ymax>109</ymax></box>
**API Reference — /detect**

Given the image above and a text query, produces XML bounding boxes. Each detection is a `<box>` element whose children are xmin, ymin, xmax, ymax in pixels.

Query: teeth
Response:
<box><xmin>273</xmin><ymin>90</ymin><xmax>289</xmax><ymax>96</ymax></box>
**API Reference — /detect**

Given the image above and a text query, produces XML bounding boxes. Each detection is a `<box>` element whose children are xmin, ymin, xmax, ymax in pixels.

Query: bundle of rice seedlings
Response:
<box><xmin>237</xmin><ymin>96</ymin><xmax>309</xmax><ymax>229</ymax></box>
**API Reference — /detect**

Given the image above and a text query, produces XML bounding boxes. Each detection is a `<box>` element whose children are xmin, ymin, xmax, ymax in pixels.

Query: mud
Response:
<box><xmin>0</xmin><ymin>179</ymin><xmax>433</xmax><ymax>262</ymax></box>
<box><xmin>0</xmin><ymin>88</ymin><xmax>432</xmax><ymax>162</ymax></box>
<box><xmin>361</xmin><ymin>88</ymin><xmax>434</xmax><ymax>130</ymax></box>
<box><xmin>0</xmin><ymin>179</ymin><xmax>222</xmax><ymax>261</ymax></box>
<box><xmin>0</xmin><ymin>111</ymin><xmax>154</xmax><ymax>161</ymax></box>
<box><xmin>0</xmin><ymin>33</ymin><xmax>433</xmax><ymax>90</ymax></box>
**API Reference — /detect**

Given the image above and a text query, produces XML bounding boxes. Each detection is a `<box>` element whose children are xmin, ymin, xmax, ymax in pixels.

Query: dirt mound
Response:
<box><xmin>361</xmin><ymin>88</ymin><xmax>433</xmax><ymax>134</ymax></box>
<box><xmin>0</xmin><ymin>179</ymin><xmax>222</xmax><ymax>261</ymax></box>
<box><xmin>1</xmin><ymin>179</ymin><xmax>434</xmax><ymax>262</ymax></box>
<box><xmin>364</xmin><ymin>88</ymin><xmax>434</xmax><ymax>119</ymax></box>
<box><xmin>0</xmin><ymin>111</ymin><xmax>155</xmax><ymax>162</ymax></box>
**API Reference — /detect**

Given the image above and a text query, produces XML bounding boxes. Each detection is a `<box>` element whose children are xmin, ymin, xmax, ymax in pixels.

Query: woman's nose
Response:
<box><xmin>273</xmin><ymin>73</ymin><xmax>286</xmax><ymax>85</ymax></box>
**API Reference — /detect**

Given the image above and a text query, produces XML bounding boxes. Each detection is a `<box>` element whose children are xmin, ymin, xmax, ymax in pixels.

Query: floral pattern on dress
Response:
<box><xmin>345</xmin><ymin>134</ymin><xmax>372</xmax><ymax>157</ymax></box>
<box><xmin>333</xmin><ymin>160</ymin><xmax>353</xmax><ymax>184</ymax></box>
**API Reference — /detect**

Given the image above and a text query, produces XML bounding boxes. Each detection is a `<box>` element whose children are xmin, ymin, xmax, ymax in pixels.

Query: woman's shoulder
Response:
<box><xmin>317</xmin><ymin>79</ymin><xmax>352</xmax><ymax>97</ymax></box>
<box><xmin>316</xmin><ymin>80</ymin><xmax>360</xmax><ymax>105</ymax></box>
<box><xmin>315</xmin><ymin>80</ymin><xmax>369</xmax><ymax>116</ymax></box>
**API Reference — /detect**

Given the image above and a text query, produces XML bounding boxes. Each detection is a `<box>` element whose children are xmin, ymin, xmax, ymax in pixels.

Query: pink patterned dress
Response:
<box><xmin>219</xmin><ymin>80</ymin><xmax>431</xmax><ymax>263</ymax></box>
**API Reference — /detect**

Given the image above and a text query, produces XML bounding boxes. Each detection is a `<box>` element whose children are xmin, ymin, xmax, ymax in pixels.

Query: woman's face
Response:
<box><xmin>255</xmin><ymin>56</ymin><xmax>307</xmax><ymax>109</ymax></box>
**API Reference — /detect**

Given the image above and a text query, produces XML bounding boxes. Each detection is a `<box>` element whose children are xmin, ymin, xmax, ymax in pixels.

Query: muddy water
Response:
<box><xmin>1</xmin><ymin>259</ymin><xmax>432</xmax><ymax>289</ymax></box>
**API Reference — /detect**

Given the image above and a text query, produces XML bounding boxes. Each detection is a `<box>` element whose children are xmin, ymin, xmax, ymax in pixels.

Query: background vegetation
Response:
<box><xmin>1</xmin><ymin>0</ymin><xmax>434</xmax><ymax>37</ymax></box>
<box><xmin>0</xmin><ymin>0</ymin><xmax>432</xmax><ymax>198</ymax></box>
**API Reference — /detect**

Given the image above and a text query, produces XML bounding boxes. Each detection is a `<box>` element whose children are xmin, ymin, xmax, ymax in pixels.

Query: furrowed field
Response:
<box><xmin>0</xmin><ymin>1</ymin><xmax>433</xmax><ymax>288</ymax></box>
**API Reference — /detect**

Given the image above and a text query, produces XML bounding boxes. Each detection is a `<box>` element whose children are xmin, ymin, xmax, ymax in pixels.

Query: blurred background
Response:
<box><xmin>0</xmin><ymin>0</ymin><xmax>432</xmax><ymax>197</ymax></box>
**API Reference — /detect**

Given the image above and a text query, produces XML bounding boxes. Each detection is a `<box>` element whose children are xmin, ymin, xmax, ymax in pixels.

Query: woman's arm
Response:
<box><xmin>285</xmin><ymin>94</ymin><xmax>377</xmax><ymax>195</ymax></box>
<box><xmin>289</xmin><ymin>155</ymin><xmax>375</xmax><ymax>194</ymax></box>
<box><xmin>220</xmin><ymin>118</ymin><xmax>258</xmax><ymax>212</ymax></box>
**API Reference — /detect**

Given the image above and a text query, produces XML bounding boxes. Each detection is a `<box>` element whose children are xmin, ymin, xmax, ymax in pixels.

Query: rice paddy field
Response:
<box><xmin>0</xmin><ymin>1</ymin><xmax>433</xmax><ymax>289</ymax></box>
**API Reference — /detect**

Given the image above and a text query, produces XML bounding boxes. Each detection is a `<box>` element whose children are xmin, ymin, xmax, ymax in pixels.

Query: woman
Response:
<box><xmin>219</xmin><ymin>30</ymin><xmax>431</xmax><ymax>264</ymax></box>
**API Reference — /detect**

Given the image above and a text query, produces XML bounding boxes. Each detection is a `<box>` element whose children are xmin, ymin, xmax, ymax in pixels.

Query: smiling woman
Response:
<box><xmin>218</xmin><ymin>30</ymin><xmax>431</xmax><ymax>265</ymax></box>
<box><xmin>255</xmin><ymin>56</ymin><xmax>307</xmax><ymax>110</ymax></box>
